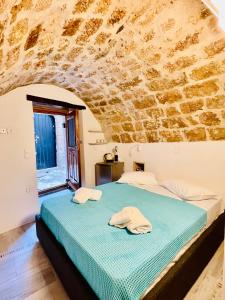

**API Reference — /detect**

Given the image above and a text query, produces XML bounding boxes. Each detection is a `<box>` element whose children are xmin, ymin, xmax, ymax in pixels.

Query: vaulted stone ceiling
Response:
<box><xmin>0</xmin><ymin>0</ymin><xmax>225</xmax><ymax>143</ymax></box>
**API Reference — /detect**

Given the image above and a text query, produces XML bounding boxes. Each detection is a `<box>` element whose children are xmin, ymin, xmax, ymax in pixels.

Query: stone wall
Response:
<box><xmin>0</xmin><ymin>0</ymin><xmax>225</xmax><ymax>142</ymax></box>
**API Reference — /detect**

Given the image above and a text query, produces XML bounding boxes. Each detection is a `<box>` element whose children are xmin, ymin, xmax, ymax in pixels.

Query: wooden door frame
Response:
<box><xmin>33</xmin><ymin>105</ymin><xmax>82</xmax><ymax>196</ymax></box>
<box><xmin>66</xmin><ymin>110</ymin><xmax>81</xmax><ymax>191</ymax></box>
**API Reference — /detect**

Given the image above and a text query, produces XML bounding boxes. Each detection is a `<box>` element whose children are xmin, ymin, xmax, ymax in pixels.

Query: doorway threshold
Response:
<box><xmin>39</xmin><ymin>184</ymin><xmax>69</xmax><ymax>197</ymax></box>
<box><xmin>39</xmin><ymin>188</ymin><xmax>74</xmax><ymax>204</ymax></box>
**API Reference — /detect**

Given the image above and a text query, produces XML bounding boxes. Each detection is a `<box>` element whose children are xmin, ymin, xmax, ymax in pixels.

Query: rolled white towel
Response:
<box><xmin>73</xmin><ymin>187</ymin><xmax>102</xmax><ymax>204</ymax></box>
<box><xmin>109</xmin><ymin>207</ymin><xmax>152</xmax><ymax>234</ymax></box>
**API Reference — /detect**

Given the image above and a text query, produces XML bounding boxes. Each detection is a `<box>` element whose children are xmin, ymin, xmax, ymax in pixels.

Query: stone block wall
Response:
<box><xmin>0</xmin><ymin>0</ymin><xmax>225</xmax><ymax>143</ymax></box>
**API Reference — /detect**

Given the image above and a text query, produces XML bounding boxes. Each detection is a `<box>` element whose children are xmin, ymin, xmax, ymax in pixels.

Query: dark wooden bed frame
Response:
<box><xmin>36</xmin><ymin>212</ymin><xmax>224</xmax><ymax>300</ymax></box>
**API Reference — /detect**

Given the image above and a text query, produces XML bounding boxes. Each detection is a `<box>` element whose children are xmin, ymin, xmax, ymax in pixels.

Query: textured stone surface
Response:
<box><xmin>120</xmin><ymin>133</ymin><xmax>132</xmax><ymax>143</ymax></box>
<box><xmin>146</xmin><ymin>131</ymin><xmax>159</xmax><ymax>143</ymax></box>
<box><xmin>35</xmin><ymin>0</ymin><xmax>52</xmax><ymax>11</ymax></box>
<box><xmin>132</xmin><ymin>132</ymin><xmax>147</xmax><ymax>143</ymax></box>
<box><xmin>208</xmin><ymin>128</ymin><xmax>225</xmax><ymax>140</ymax></box>
<box><xmin>184</xmin><ymin>80</ymin><xmax>219</xmax><ymax>98</ymax></box>
<box><xmin>145</xmin><ymin>68</ymin><xmax>161</xmax><ymax>79</ymax></box>
<box><xmin>146</xmin><ymin>108</ymin><xmax>164</xmax><ymax>118</ymax></box>
<box><xmin>108</xmin><ymin>8</ymin><xmax>126</xmax><ymax>25</ymax></box>
<box><xmin>204</xmin><ymin>39</ymin><xmax>225</xmax><ymax>57</ymax></box>
<box><xmin>24</xmin><ymin>24</ymin><xmax>42</xmax><ymax>50</ymax></box>
<box><xmin>0</xmin><ymin>21</ymin><xmax>5</xmax><ymax>45</ymax></box>
<box><xmin>180</xmin><ymin>100</ymin><xmax>204</xmax><ymax>114</ymax></box>
<box><xmin>190</xmin><ymin>62</ymin><xmax>225</xmax><ymax>80</ymax></box>
<box><xmin>156</xmin><ymin>90</ymin><xmax>182</xmax><ymax>104</ymax></box>
<box><xmin>8</xmin><ymin>19</ymin><xmax>28</xmax><ymax>46</ymax></box>
<box><xmin>165</xmin><ymin>56</ymin><xmax>197</xmax><ymax>72</ymax></box>
<box><xmin>0</xmin><ymin>0</ymin><xmax>225</xmax><ymax>143</ymax></box>
<box><xmin>6</xmin><ymin>46</ymin><xmax>20</xmax><ymax>69</ymax></box>
<box><xmin>144</xmin><ymin>120</ymin><xmax>160</xmax><ymax>130</ymax></box>
<box><xmin>206</xmin><ymin>96</ymin><xmax>225</xmax><ymax>109</ymax></box>
<box><xmin>62</xmin><ymin>19</ymin><xmax>82</xmax><ymax>36</ymax></box>
<box><xmin>171</xmin><ymin>32</ymin><xmax>199</xmax><ymax>55</ymax></box>
<box><xmin>185</xmin><ymin>128</ymin><xmax>206</xmax><ymax>141</ymax></box>
<box><xmin>10</xmin><ymin>0</ymin><xmax>32</xmax><ymax>24</ymax></box>
<box><xmin>76</xmin><ymin>18</ymin><xmax>103</xmax><ymax>44</ymax></box>
<box><xmin>74</xmin><ymin>0</ymin><xmax>94</xmax><ymax>13</ymax></box>
<box><xmin>199</xmin><ymin>112</ymin><xmax>220</xmax><ymax>126</ymax></box>
<box><xmin>147</xmin><ymin>74</ymin><xmax>187</xmax><ymax>91</ymax></box>
<box><xmin>162</xmin><ymin>117</ymin><xmax>187</xmax><ymax>129</ymax></box>
<box><xmin>160</xmin><ymin>130</ymin><xmax>183</xmax><ymax>142</ymax></box>
<box><xmin>133</xmin><ymin>97</ymin><xmax>156</xmax><ymax>109</ymax></box>
<box><xmin>166</xmin><ymin>107</ymin><xmax>180</xmax><ymax>117</ymax></box>
<box><xmin>122</xmin><ymin>122</ymin><xmax>134</xmax><ymax>132</ymax></box>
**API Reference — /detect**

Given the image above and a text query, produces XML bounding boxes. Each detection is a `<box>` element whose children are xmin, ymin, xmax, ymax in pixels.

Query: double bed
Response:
<box><xmin>36</xmin><ymin>182</ymin><xmax>224</xmax><ymax>300</ymax></box>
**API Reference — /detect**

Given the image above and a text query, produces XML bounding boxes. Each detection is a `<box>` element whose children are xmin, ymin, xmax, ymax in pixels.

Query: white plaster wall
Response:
<box><xmin>0</xmin><ymin>89</ymin><xmax>38</xmax><ymax>234</ymax></box>
<box><xmin>106</xmin><ymin>141</ymin><xmax>225</xmax><ymax>202</ymax></box>
<box><xmin>0</xmin><ymin>84</ymin><xmax>106</xmax><ymax>234</ymax></box>
<box><xmin>54</xmin><ymin>115</ymin><xmax>67</xmax><ymax>169</ymax></box>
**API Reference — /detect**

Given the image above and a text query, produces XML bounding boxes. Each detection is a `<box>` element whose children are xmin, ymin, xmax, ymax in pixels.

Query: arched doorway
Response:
<box><xmin>30</xmin><ymin>95</ymin><xmax>83</xmax><ymax>194</ymax></box>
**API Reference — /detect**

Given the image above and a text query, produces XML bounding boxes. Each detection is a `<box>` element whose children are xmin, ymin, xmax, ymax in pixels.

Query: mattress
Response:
<box><xmin>136</xmin><ymin>184</ymin><xmax>223</xmax><ymax>298</ymax></box>
<box><xmin>132</xmin><ymin>184</ymin><xmax>223</xmax><ymax>227</ymax></box>
<box><xmin>40</xmin><ymin>182</ymin><xmax>207</xmax><ymax>300</ymax></box>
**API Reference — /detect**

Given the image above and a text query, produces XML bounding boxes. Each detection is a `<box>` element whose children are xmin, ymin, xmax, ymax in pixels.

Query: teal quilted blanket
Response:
<box><xmin>40</xmin><ymin>183</ymin><xmax>206</xmax><ymax>300</ymax></box>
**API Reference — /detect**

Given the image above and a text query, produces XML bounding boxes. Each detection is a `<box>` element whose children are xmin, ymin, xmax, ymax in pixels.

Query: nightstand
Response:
<box><xmin>95</xmin><ymin>162</ymin><xmax>124</xmax><ymax>186</ymax></box>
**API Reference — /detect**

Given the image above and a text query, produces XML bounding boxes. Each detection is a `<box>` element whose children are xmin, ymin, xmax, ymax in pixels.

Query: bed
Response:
<box><xmin>36</xmin><ymin>182</ymin><xmax>225</xmax><ymax>300</ymax></box>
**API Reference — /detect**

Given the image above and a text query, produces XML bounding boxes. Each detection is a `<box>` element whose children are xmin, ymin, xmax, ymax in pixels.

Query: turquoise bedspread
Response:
<box><xmin>40</xmin><ymin>183</ymin><xmax>206</xmax><ymax>300</ymax></box>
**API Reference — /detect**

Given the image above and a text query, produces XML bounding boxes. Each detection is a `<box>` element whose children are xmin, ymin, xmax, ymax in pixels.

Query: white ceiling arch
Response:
<box><xmin>202</xmin><ymin>0</ymin><xmax>225</xmax><ymax>30</ymax></box>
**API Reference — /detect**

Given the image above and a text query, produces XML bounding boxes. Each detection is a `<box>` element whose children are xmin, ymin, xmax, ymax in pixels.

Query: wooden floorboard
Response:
<box><xmin>0</xmin><ymin>223</ymin><xmax>68</xmax><ymax>300</ymax></box>
<box><xmin>184</xmin><ymin>238</ymin><xmax>224</xmax><ymax>300</ymax></box>
<box><xmin>0</xmin><ymin>222</ymin><xmax>223</xmax><ymax>300</ymax></box>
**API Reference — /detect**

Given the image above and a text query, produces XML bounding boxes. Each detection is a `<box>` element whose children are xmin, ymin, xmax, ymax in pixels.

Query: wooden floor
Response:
<box><xmin>0</xmin><ymin>222</ymin><xmax>223</xmax><ymax>300</ymax></box>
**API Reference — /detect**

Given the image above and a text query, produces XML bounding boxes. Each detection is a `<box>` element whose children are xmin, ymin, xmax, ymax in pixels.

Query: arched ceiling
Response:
<box><xmin>0</xmin><ymin>0</ymin><xmax>225</xmax><ymax>142</ymax></box>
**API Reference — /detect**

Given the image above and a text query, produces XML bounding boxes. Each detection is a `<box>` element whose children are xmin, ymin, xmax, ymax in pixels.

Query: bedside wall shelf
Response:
<box><xmin>133</xmin><ymin>161</ymin><xmax>145</xmax><ymax>171</ymax></box>
<box><xmin>95</xmin><ymin>162</ymin><xmax>124</xmax><ymax>185</ymax></box>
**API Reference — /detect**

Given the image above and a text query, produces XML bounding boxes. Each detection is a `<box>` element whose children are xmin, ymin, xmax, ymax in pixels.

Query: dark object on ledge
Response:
<box><xmin>103</xmin><ymin>153</ymin><xmax>114</xmax><ymax>162</ymax></box>
<box><xmin>133</xmin><ymin>161</ymin><xmax>145</xmax><ymax>171</ymax></box>
<box><xmin>95</xmin><ymin>161</ymin><xmax>124</xmax><ymax>185</ymax></box>
<box><xmin>36</xmin><ymin>211</ymin><xmax>224</xmax><ymax>300</ymax></box>
<box><xmin>116</xmin><ymin>24</ymin><xmax>124</xmax><ymax>34</ymax></box>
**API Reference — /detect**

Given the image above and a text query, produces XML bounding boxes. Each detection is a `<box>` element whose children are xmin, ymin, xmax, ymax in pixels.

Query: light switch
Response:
<box><xmin>24</xmin><ymin>150</ymin><xmax>30</xmax><ymax>159</ymax></box>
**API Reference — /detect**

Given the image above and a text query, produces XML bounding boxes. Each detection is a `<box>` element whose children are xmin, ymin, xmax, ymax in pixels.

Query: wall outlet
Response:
<box><xmin>136</xmin><ymin>144</ymin><xmax>141</xmax><ymax>152</ymax></box>
<box><xmin>26</xmin><ymin>186</ymin><xmax>32</xmax><ymax>193</ymax></box>
<box><xmin>0</xmin><ymin>128</ymin><xmax>8</xmax><ymax>134</ymax></box>
<box><xmin>24</xmin><ymin>150</ymin><xmax>30</xmax><ymax>159</ymax></box>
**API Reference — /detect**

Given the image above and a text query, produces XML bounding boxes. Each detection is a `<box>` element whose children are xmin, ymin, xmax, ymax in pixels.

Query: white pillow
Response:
<box><xmin>160</xmin><ymin>179</ymin><xmax>218</xmax><ymax>201</ymax></box>
<box><xmin>117</xmin><ymin>171</ymin><xmax>158</xmax><ymax>186</ymax></box>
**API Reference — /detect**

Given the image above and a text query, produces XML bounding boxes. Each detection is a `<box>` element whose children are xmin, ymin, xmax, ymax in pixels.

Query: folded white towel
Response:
<box><xmin>73</xmin><ymin>187</ymin><xmax>102</xmax><ymax>204</ymax></box>
<box><xmin>109</xmin><ymin>207</ymin><xmax>152</xmax><ymax>234</ymax></box>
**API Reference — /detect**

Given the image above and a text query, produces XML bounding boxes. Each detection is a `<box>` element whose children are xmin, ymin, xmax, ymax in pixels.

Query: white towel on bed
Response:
<box><xmin>109</xmin><ymin>207</ymin><xmax>152</xmax><ymax>234</ymax></box>
<box><xmin>73</xmin><ymin>187</ymin><xmax>102</xmax><ymax>204</ymax></box>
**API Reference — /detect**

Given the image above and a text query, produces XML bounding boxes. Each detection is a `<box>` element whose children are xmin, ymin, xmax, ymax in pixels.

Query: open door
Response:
<box><xmin>66</xmin><ymin>110</ymin><xmax>81</xmax><ymax>190</ymax></box>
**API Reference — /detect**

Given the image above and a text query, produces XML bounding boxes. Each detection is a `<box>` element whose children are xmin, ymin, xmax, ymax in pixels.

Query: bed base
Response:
<box><xmin>36</xmin><ymin>212</ymin><xmax>224</xmax><ymax>300</ymax></box>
